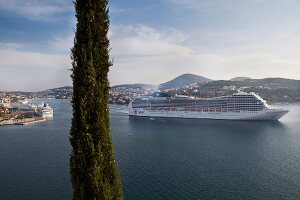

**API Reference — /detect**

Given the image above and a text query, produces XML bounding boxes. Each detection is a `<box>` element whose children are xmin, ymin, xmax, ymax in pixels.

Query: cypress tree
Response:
<box><xmin>70</xmin><ymin>0</ymin><xmax>124</xmax><ymax>199</ymax></box>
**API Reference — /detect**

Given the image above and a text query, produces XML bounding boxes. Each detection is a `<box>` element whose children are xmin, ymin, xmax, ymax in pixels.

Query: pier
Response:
<box><xmin>0</xmin><ymin>117</ymin><xmax>47</xmax><ymax>126</ymax></box>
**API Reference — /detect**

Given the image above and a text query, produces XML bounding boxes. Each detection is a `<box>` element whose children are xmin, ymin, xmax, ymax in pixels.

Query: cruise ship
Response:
<box><xmin>36</xmin><ymin>102</ymin><xmax>53</xmax><ymax>119</ymax></box>
<box><xmin>128</xmin><ymin>91</ymin><xmax>289</xmax><ymax>120</ymax></box>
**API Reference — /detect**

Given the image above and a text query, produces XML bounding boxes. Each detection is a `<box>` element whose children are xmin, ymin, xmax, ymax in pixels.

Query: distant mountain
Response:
<box><xmin>45</xmin><ymin>86</ymin><xmax>73</xmax><ymax>91</ymax></box>
<box><xmin>111</xmin><ymin>83</ymin><xmax>157</xmax><ymax>89</ymax></box>
<box><xmin>159</xmin><ymin>74</ymin><xmax>212</xmax><ymax>89</ymax></box>
<box><xmin>230</xmin><ymin>77</ymin><xmax>251</xmax><ymax>81</ymax></box>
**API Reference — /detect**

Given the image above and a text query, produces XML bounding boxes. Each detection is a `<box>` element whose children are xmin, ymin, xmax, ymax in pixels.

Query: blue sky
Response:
<box><xmin>1</xmin><ymin>0</ymin><xmax>300</xmax><ymax>91</ymax></box>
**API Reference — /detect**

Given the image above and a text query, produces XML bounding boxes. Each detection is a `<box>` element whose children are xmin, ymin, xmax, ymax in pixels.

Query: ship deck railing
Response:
<box><xmin>133</xmin><ymin>106</ymin><xmax>263</xmax><ymax>113</ymax></box>
<box><xmin>143</xmin><ymin>107</ymin><xmax>228</xmax><ymax>112</ymax></box>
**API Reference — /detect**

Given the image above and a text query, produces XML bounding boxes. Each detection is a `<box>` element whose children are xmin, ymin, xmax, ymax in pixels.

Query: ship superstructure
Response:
<box><xmin>37</xmin><ymin>102</ymin><xmax>53</xmax><ymax>119</ymax></box>
<box><xmin>128</xmin><ymin>91</ymin><xmax>288</xmax><ymax>120</ymax></box>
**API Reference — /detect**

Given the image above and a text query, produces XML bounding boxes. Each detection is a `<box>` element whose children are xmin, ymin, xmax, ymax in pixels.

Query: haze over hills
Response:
<box><xmin>93</xmin><ymin>75</ymin><xmax>300</xmax><ymax>103</ymax></box>
<box><xmin>110</xmin><ymin>74</ymin><xmax>299</xmax><ymax>92</ymax></box>
<box><xmin>2</xmin><ymin>74</ymin><xmax>300</xmax><ymax>103</ymax></box>
<box><xmin>110</xmin><ymin>74</ymin><xmax>212</xmax><ymax>90</ymax></box>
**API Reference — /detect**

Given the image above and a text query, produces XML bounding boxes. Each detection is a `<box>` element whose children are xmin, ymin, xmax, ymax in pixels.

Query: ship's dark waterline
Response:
<box><xmin>0</xmin><ymin>100</ymin><xmax>300</xmax><ymax>199</ymax></box>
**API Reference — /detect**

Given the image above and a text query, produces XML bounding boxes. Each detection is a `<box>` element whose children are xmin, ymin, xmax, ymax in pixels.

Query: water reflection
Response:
<box><xmin>115</xmin><ymin>111</ymin><xmax>299</xmax><ymax>200</ymax></box>
<box><xmin>128</xmin><ymin>117</ymin><xmax>285</xmax><ymax>136</ymax></box>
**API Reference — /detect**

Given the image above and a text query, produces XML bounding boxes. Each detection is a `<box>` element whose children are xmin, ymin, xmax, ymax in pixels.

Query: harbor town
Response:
<box><xmin>0</xmin><ymin>93</ymin><xmax>53</xmax><ymax>125</ymax></box>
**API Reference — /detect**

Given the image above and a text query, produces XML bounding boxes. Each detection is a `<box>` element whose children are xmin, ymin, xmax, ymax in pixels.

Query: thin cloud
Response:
<box><xmin>0</xmin><ymin>0</ymin><xmax>73</xmax><ymax>21</ymax></box>
<box><xmin>0</xmin><ymin>43</ymin><xmax>71</xmax><ymax>91</ymax></box>
<box><xmin>111</xmin><ymin>25</ymin><xmax>191</xmax><ymax>57</ymax></box>
<box><xmin>0</xmin><ymin>42</ymin><xmax>24</xmax><ymax>49</ymax></box>
<box><xmin>110</xmin><ymin>4</ymin><xmax>126</xmax><ymax>14</ymax></box>
<box><xmin>50</xmin><ymin>35</ymin><xmax>74</xmax><ymax>53</ymax></box>
<box><xmin>108</xmin><ymin>24</ymin><xmax>300</xmax><ymax>85</ymax></box>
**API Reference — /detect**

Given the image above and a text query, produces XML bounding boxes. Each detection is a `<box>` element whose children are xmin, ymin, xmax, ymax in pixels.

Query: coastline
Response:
<box><xmin>0</xmin><ymin>117</ymin><xmax>47</xmax><ymax>126</ymax></box>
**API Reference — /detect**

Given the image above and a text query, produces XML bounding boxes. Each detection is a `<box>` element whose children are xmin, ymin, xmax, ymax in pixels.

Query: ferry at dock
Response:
<box><xmin>128</xmin><ymin>91</ymin><xmax>289</xmax><ymax>120</ymax></box>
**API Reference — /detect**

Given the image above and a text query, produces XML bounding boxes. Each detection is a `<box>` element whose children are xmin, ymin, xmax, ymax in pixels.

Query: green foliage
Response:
<box><xmin>70</xmin><ymin>0</ymin><xmax>124</xmax><ymax>199</ymax></box>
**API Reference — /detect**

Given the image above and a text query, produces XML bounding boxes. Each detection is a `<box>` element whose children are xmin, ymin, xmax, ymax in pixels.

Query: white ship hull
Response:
<box><xmin>39</xmin><ymin>111</ymin><xmax>53</xmax><ymax>119</ymax></box>
<box><xmin>129</xmin><ymin>108</ymin><xmax>288</xmax><ymax>121</ymax></box>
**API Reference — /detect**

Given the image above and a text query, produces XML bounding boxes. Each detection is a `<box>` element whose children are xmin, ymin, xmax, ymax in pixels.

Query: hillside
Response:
<box><xmin>159</xmin><ymin>74</ymin><xmax>212</xmax><ymax>89</ymax></box>
<box><xmin>2</xmin><ymin>75</ymin><xmax>299</xmax><ymax>103</ymax></box>
<box><xmin>111</xmin><ymin>83</ymin><xmax>157</xmax><ymax>89</ymax></box>
<box><xmin>166</xmin><ymin>78</ymin><xmax>300</xmax><ymax>102</ymax></box>
<box><xmin>230</xmin><ymin>77</ymin><xmax>251</xmax><ymax>81</ymax></box>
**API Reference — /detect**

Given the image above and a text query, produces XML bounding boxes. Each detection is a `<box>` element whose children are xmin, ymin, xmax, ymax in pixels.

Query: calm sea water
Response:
<box><xmin>0</xmin><ymin>99</ymin><xmax>300</xmax><ymax>200</ymax></box>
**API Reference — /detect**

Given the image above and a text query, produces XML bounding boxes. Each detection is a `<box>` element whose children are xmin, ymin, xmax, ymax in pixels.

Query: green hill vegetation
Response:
<box><xmin>166</xmin><ymin>78</ymin><xmax>300</xmax><ymax>102</ymax></box>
